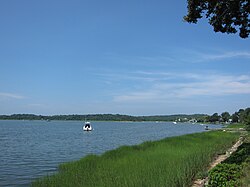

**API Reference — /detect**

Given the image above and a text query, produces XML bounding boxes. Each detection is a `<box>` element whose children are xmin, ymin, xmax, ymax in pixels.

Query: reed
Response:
<box><xmin>32</xmin><ymin>131</ymin><xmax>239</xmax><ymax>187</ymax></box>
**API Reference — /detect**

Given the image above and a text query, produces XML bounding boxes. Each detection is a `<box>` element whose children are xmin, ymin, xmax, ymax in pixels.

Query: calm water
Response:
<box><xmin>0</xmin><ymin>120</ymin><xmax>221</xmax><ymax>186</ymax></box>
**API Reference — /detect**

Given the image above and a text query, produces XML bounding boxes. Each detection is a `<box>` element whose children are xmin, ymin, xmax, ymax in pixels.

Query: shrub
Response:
<box><xmin>208</xmin><ymin>163</ymin><xmax>242</xmax><ymax>187</ymax></box>
<box><xmin>223</xmin><ymin>143</ymin><xmax>250</xmax><ymax>165</ymax></box>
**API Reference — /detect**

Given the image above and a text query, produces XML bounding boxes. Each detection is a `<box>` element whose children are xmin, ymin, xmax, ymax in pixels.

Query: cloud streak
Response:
<box><xmin>113</xmin><ymin>73</ymin><xmax>250</xmax><ymax>103</ymax></box>
<box><xmin>0</xmin><ymin>92</ymin><xmax>24</xmax><ymax>99</ymax></box>
<box><xmin>191</xmin><ymin>50</ymin><xmax>250</xmax><ymax>63</ymax></box>
<box><xmin>202</xmin><ymin>51</ymin><xmax>250</xmax><ymax>61</ymax></box>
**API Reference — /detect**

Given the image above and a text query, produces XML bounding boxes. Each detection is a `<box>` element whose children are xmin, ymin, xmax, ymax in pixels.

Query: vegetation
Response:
<box><xmin>227</xmin><ymin>123</ymin><xmax>246</xmax><ymax>129</ymax></box>
<box><xmin>208</xmin><ymin>163</ymin><xmax>242</xmax><ymax>187</ymax></box>
<box><xmin>1</xmin><ymin>108</ymin><xmax>249</xmax><ymax>129</ymax></box>
<box><xmin>0</xmin><ymin>113</ymin><xmax>207</xmax><ymax>122</ymax></box>
<box><xmin>221</xmin><ymin>112</ymin><xmax>230</xmax><ymax>123</ymax></box>
<box><xmin>207</xmin><ymin>113</ymin><xmax>220</xmax><ymax>123</ymax></box>
<box><xmin>205</xmin><ymin>109</ymin><xmax>250</xmax><ymax>185</ymax></box>
<box><xmin>241</xmin><ymin>158</ymin><xmax>250</xmax><ymax>186</ymax></box>
<box><xmin>204</xmin><ymin>108</ymin><xmax>250</xmax><ymax>127</ymax></box>
<box><xmin>208</xmin><ymin>133</ymin><xmax>250</xmax><ymax>186</ymax></box>
<box><xmin>32</xmin><ymin>131</ymin><xmax>239</xmax><ymax>187</ymax></box>
<box><xmin>232</xmin><ymin>108</ymin><xmax>250</xmax><ymax>131</ymax></box>
<box><xmin>184</xmin><ymin>0</ymin><xmax>250</xmax><ymax>38</ymax></box>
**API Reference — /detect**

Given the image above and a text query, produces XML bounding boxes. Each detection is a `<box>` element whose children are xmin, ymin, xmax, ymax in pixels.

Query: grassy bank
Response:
<box><xmin>226</xmin><ymin>123</ymin><xmax>246</xmax><ymax>129</ymax></box>
<box><xmin>32</xmin><ymin>131</ymin><xmax>239</xmax><ymax>187</ymax></box>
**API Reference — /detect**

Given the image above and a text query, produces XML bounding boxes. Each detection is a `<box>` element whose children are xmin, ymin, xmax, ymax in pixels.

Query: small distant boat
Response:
<box><xmin>173</xmin><ymin>122</ymin><xmax>177</xmax><ymax>124</ymax></box>
<box><xmin>83</xmin><ymin>121</ymin><xmax>92</xmax><ymax>131</ymax></box>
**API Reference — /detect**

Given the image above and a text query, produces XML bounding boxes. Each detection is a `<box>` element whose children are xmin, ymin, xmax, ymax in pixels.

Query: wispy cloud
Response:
<box><xmin>158</xmin><ymin>48</ymin><xmax>250</xmax><ymax>64</ymax></box>
<box><xmin>103</xmin><ymin>49</ymin><xmax>250</xmax><ymax>66</ymax></box>
<box><xmin>96</xmin><ymin>70</ymin><xmax>201</xmax><ymax>84</ymax></box>
<box><xmin>187</xmin><ymin>50</ymin><xmax>250</xmax><ymax>63</ymax></box>
<box><xmin>198</xmin><ymin>51</ymin><xmax>250</xmax><ymax>61</ymax></box>
<box><xmin>113</xmin><ymin>73</ymin><xmax>250</xmax><ymax>103</ymax></box>
<box><xmin>0</xmin><ymin>92</ymin><xmax>24</xmax><ymax>99</ymax></box>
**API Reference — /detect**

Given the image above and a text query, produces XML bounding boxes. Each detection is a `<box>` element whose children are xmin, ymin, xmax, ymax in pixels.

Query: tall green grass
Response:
<box><xmin>227</xmin><ymin>123</ymin><xmax>246</xmax><ymax>129</ymax></box>
<box><xmin>32</xmin><ymin>131</ymin><xmax>239</xmax><ymax>187</ymax></box>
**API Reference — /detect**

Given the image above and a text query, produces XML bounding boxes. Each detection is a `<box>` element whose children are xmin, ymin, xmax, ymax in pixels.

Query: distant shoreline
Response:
<box><xmin>0</xmin><ymin>113</ymin><xmax>208</xmax><ymax>122</ymax></box>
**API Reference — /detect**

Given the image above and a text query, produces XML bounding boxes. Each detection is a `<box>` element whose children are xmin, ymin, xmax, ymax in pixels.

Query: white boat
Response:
<box><xmin>173</xmin><ymin>122</ymin><xmax>177</xmax><ymax>124</ymax></box>
<box><xmin>83</xmin><ymin>121</ymin><xmax>92</xmax><ymax>131</ymax></box>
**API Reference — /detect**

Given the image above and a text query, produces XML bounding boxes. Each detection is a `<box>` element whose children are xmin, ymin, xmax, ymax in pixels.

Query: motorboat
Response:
<box><xmin>173</xmin><ymin>122</ymin><xmax>177</xmax><ymax>124</ymax></box>
<box><xmin>83</xmin><ymin>121</ymin><xmax>92</xmax><ymax>131</ymax></box>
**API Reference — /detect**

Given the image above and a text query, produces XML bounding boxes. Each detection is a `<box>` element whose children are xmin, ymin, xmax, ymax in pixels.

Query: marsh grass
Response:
<box><xmin>32</xmin><ymin>131</ymin><xmax>239</xmax><ymax>187</ymax></box>
<box><xmin>227</xmin><ymin>123</ymin><xmax>246</xmax><ymax>129</ymax></box>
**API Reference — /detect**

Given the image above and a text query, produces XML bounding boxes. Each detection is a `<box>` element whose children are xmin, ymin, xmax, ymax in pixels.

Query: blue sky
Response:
<box><xmin>0</xmin><ymin>0</ymin><xmax>249</xmax><ymax>115</ymax></box>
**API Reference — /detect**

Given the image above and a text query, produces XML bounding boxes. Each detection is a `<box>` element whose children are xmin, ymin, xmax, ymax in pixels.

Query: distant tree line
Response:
<box><xmin>0</xmin><ymin>113</ymin><xmax>207</xmax><ymax>122</ymax></box>
<box><xmin>0</xmin><ymin>108</ymin><xmax>249</xmax><ymax>129</ymax></box>
<box><xmin>205</xmin><ymin>108</ymin><xmax>250</xmax><ymax>124</ymax></box>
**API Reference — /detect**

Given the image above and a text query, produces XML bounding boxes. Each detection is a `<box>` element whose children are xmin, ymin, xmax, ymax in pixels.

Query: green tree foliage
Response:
<box><xmin>236</xmin><ymin>108</ymin><xmax>250</xmax><ymax>130</ymax></box>
<box><xmin>184</xmin><ymin>0</ymin><xmax>250</xmax><ymax>38</ymax></box>
<box><xmin>231</xmin><ymin>112</ymin><xmax>239</xmax><ymax>123</ymax></box>
<box><xmin>238</xmin><ymin>108</ymin><xmax>246</xmax><ymax>122</ymax></box>
<box><xmin>240</xmin><ymin>108</ymin><xmax>250</xmax><ymax>121</ymax></box>
<box><xmin>246</xmin><ymin>116</ymin><xmax>250</xmax><ymax>131</ymax></box>
<box><xmin>208</xmin><ymin>113</ymin><xmax>221</xmax><ymax>123</ymax></box>
<box><xmin>221</xmin><ymin>112</ymin><xmax>230</xmax><ymax>122</ymax></box>
<box><xmin>0</xmin><ymin>113</ymin><xmax>207</xmax><ymax>122</ymax></box>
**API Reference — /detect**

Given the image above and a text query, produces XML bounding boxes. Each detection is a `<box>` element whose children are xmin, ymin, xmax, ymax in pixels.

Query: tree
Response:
<box><xmin>209</xmin><ymin>113</ymin><xmax>221</xmax><ymax>123</ymax></box>
<box><xmin>246</xmin><ymin>115</ymin><xmax>250</xmax><ymax>131</ymax></box>
<box><xmin>221</xmin><ymin>112</ymin><xmax>230</xmax><ymax>122</ymax></box>
<box><xmin>184</xmin><ymin>0</ymin><xmax>250</xmax><ymax>38</ymax></box>
<box><xmin>231</xmin><ymin>112</ymin><xmax>239</xmax><ymax>123</ymax></box>
<box><xmin>237</xmin><ymin>108</ymin><xmax>250</xmax><ymax>123</ymax></box>
<box><xmin>238</xmin><ymin>108</ymin><xmax>246</xmax><ymax>122</ymax></box>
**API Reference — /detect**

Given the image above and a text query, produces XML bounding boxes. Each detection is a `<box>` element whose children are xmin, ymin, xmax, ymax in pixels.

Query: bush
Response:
<box><xmin>223</xmin><ymin>143</ymin><xmax>250</xmax><ymax>165</ymax></box>
<box><xmin>244</xmin><ymin>115</ymin><xmax>250</xmax><ymax>131</ymax></box>
<box><xmin>208</xmin><ymin>163</ymin><xmax>242</xmax><ymax>187</ymax></box>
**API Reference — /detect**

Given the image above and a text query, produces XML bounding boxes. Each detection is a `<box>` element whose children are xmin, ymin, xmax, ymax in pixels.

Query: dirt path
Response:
<box><xmin>192</xmin><ymin>136</ymin><xmax>244</xmax><ymax>187</ymax></box>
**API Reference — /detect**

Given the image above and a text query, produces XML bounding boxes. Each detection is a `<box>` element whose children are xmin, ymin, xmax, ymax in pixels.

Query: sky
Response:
<box><xmin>0</xmin><ymin>0</ymin><xmax>249</xmax><ymax>116</ymax></box>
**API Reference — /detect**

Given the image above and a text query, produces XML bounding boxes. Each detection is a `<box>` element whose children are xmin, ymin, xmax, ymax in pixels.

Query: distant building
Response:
<box><xmin>189</xmin><ymin>118</ymin><xmax>197</xmax><ymax>123</ymax></box>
